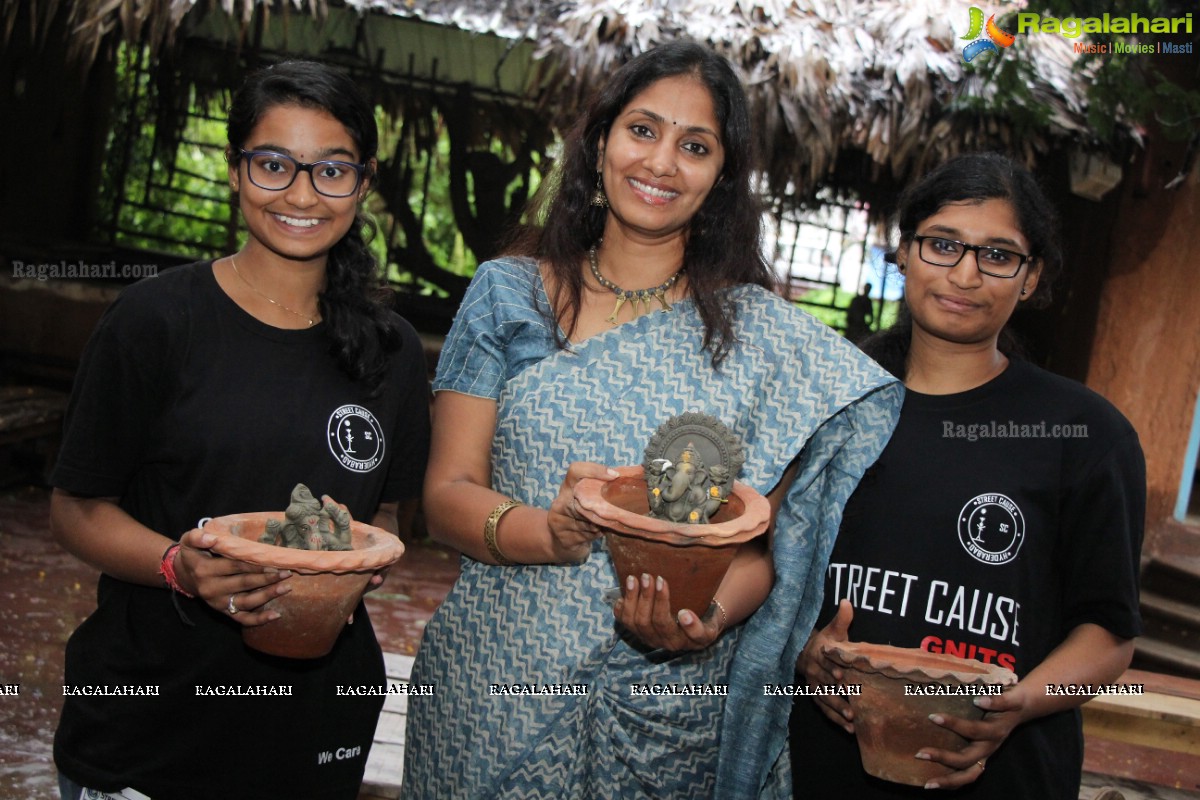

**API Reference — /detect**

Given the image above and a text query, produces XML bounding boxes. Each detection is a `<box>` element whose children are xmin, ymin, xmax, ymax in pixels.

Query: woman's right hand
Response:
<box><xmin>175</xmin><ymin>529</ymin><xmax>293</xmax><ymax>627</ymax></box>
<box><xmin>547</xmin><ymin>461</ymin><xmax>616</xmax><ymax>563</ymax></box>
<box><xmin>797</xmin><ymin>599</ymin><xmax>856</xmax><ymax>733</ymax></box>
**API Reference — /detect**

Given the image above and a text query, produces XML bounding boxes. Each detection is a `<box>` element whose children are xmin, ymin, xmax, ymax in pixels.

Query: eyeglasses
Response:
<box><xmin>237</xmin><ymin>150</ymin><xmax>366</xmax><ymax>198</ymax></box>
<box><xmin>913</xmin><ymin>235</ymin><xmax>1031</xmax><ymax>279</ymax></box>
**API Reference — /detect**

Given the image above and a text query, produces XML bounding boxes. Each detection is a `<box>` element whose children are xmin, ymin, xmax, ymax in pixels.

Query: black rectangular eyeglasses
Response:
<box><xmin>913</xmin><ymin>235</ymin><xmax>1030</xmax><ymax>279</ymax></box>
<box><xmin>238</xmin><ymin>149</ymin><xmax>365</xmax><ymax>198</ymax></box>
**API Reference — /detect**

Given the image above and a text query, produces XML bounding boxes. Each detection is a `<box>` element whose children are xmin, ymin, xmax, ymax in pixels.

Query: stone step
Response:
<box><xmin>1132</xmin><ymin>637</ymin><xmax>1200</xmax><ymax>682</ymax></box>
<box><xmin>1141</xmin><ymin>537</ymin><xmax>1200</xmax><ymax>606</ymax></box>
<box><xmin>1139</xmin><ymin>590</ymin><xmax>1200</xmax><ymax>662</ymax></box>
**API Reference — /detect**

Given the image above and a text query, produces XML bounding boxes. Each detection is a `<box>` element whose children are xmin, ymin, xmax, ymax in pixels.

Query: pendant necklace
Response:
<box><xmin>229</xmin><ymin>256</ymin><xmax>318</xmax><ymax>327</ymax></box>
<box><xmin>588</xmin><ymin>246</ymin><xmax>684</xmax><ymax>324</ymax></box>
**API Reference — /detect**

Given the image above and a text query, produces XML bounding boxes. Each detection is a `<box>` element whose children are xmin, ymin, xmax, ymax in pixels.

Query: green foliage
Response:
<box><xmin>95</xmin><ymin>46</ymin><xmax>539</xmax><ymax>291</ymax></box>
<box><xmin>97</xmin><ymin>46</ymin><xmax>230</xmax><ymax>255</ymax></box>
<box><xmin>952</xmin><ymin>41</ymin><xmax>1054</xmax><ymax>135</ymax></box>
<box><xmin>957</xmin><ymin>2</ymin><xmax>1200</xmax><ymax>147</ymax></box>
<box><xmin>794</xmin><ymin>286</ymin><xmax>899</xmax><ymax>336</ymax></box>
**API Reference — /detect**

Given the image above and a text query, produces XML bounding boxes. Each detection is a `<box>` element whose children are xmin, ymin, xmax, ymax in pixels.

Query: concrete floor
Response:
<box><xmin>0</xmin><ymin>485</ymin><xmax>459</xmax><ymax>800</ymax></box>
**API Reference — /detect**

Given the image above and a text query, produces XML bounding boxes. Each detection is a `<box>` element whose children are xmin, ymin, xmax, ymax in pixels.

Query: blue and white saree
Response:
<box><xmin>402</xmin><ymin>257</ymin><xmax>901</xmax><ymax>798</ymax></box>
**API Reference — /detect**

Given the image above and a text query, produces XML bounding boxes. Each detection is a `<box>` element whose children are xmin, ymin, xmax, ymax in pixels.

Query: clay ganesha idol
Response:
<box><xmin>573</xmin><ymin>412</ymin><xmax>770</xmax><ymax>615</ymax></box>
<box><xmin>641</xmin><ymin>412</ymin><xmax>744</xmax><ymax>525</ymax></box>
<box><xmin>258</xmin><ymin>483</ymin><xmax>352</xmax><ymax>551</ymax></box>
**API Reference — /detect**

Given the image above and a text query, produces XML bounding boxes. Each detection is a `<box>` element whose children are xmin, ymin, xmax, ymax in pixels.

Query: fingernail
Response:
<box><xmin>626</xmin><ymin>575</ymin><xmax>636</xmax><ymax>591</ymax></box>
<box><xmin>655</xmin><ymin>575</ymin><xmax>663</xmax><ymax>591</ymax></box>
<box><xmin>678</xmin><ymin>610</ymin><xmax>693</xmax><ymax>625</ymax></box>
<box><xmin>606</xmin><ymin>468</ymin><xmax>619</xmax><ymax>478</ymax></box>
<box><xmin>928</xmin><ymin>714</ymin><xmax>944</xmax><ymax>725</ymax></box>
<box><xmin>641</xmin><ymin>573</ymin><xmax>651</xmax><ymax>589</ymax></box>
<box><xmin>267</xmin><ymin>611</ymin><xmax>282</xmax><ymax>620</ymax></box>
<box><xmin>924</xmin><ymin>781</ymin><xmax>939</xmax><ymax>790</ymax></box>
<box><xmin>278</xmin><ymin>570</ymin><xmax>292</xmax><ymax>579</ymax></box>
<box><xmin>277</xmin><ymin>583</ymin><xmax>292</xmax><ymax>595</ymax></box>
<box><xmin>201</xmin><ymin>533</ymin><xmax>216</xmax><ymax>545</ymax></box>
<box><xmin>974</xmin><ymin>696</ymin><xmax>991</xmax><ymax>708</ymax></box>
<box><xmin>914</xmin><ymin>752</ymin><xmax>931</xmax><ymax>760</ymax></box>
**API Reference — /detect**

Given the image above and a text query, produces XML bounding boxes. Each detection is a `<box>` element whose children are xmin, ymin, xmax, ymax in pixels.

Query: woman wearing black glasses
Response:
<box><xmin>49</xmin><ymin>61</ymin><xmax>430</xmax><ymax>800</ymax></box>
<box><xmin>791</xmin><ymin>153</ymin><xmax>1144</xmax><ymax>799</ymax></box>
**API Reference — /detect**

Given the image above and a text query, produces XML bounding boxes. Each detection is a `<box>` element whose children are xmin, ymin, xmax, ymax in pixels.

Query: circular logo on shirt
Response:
<box><xmin>957</xmin><ymin>493</ymin><xmax>1024</xmax><ymax>565</ymax></box>
<box><xmin>327</xmin><ymin>405</ymin><xmax>385</xmax><ymax>473</ymax></box>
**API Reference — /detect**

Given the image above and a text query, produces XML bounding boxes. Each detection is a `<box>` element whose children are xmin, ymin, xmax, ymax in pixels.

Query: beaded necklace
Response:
<box><xmin>588</xmin><ymin>246</ymin><xmax>684</xmax><ymax>324</ymax></box>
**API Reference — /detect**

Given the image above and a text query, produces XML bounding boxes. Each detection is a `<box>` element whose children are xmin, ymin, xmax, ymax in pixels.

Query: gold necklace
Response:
<box><xmin>588</xmin><ymin>246</ymin><xmax>684</xmax><ymax>324</ymax></box>
<box><xmin>229</xmin><ymin>256</ymin><xmax>318</xmax><ymax>327</ymax></box>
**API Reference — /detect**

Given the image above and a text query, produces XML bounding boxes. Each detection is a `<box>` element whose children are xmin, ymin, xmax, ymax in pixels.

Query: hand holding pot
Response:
<box><xmin>916</xmin><ymin>684</ymin><xmax>1026</xmax><ymax>790</ymax></box>
<box><xmin>798</xmin><ymin>599</ymin><xmax>856</xmax><ymax>733</ymax></box>
<box><xmin>614</xmin><ymin>572</ymin><xmax>721</xmax><ymax>652</ymax></box>
<box><xmin>177</xmin><ymin>528</ymin><xmax>292</xmax><ymax>627</ymax></box>
<box><xmin>548</xmin><ymin>461</ymin><xmax>616</xmax><ymax>563</ymax></box>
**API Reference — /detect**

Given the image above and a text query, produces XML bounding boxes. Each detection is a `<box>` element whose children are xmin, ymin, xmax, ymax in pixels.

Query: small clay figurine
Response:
<box><xmin>260</xmin><ymin>483</ymin><xmax>353</xmax><ymax>551</ymax></box>
<box><xmin>642</xmin><ymin>413</ymin><xmax>742</xmax><ymax>524</ymax></box>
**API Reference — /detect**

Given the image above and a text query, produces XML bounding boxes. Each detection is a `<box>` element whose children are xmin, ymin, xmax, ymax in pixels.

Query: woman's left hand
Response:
<box><xmin>915</xmin><ymin>685</ymin><xmax>1029</xmax><ymax>790</ymax></box>
<box><xmin>613</xmin><ymin>572</ymin><xmax>722</xmax><ymax>652</ymax></box>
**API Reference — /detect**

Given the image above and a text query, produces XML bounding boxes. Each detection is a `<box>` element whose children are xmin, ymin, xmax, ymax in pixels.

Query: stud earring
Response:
<box><xmin>590</xmin><ymin>173</ymin><xmax>609</xmax><ymax>208</ymax></box>
<box><xmin>1020</xmin><ymin>288</ymin><xmax>1027</xmax><ymax>296</ymax></box>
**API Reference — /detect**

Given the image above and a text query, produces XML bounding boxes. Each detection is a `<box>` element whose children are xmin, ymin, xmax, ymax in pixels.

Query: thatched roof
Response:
<box><xmin>6</xmin><ymin>0</ymin><xmax>1136</xmax><ymax>207</ymax></box>
<box><xmin>532</xmin><ymin>0</ymin><xmax>1131</xmax><ymax>205</ymax></box>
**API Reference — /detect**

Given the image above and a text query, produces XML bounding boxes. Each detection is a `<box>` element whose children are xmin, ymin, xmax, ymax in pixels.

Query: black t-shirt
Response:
<box><xmin>789</xmin><ymin>358</ymin><xmax>1144</xmax><ymax>800</ymax></box>
<box><xmin>51</xmin><ymin>262</ymin><xmax>431</xmax><ymax>800</ymax></box>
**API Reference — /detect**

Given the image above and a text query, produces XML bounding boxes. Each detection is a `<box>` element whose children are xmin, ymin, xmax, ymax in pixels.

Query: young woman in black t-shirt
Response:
<box><xmin>791</xmin><ymin>153</ymin><xmax>1144</xmax><ymax>798</ymax></box>
<box><xmin>50</xmin><ymin>62</ymin><xmax>430</xmax><ymax>800</ymax></box>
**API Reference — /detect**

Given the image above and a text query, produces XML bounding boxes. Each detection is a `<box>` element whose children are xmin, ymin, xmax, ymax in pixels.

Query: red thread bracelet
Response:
<box><xmin>158</xmin><ymin>543</ymin><xmax>194</xmax><ymax>598</ymax></box>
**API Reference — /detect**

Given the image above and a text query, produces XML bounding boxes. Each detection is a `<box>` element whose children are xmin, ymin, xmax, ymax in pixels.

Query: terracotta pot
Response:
<box><xmin>574</xmin><ymin>466</ymin><xmax>770</xmax><ymax>616</ymax></box>
<box><xmin>823</xmin><ymin>641</ymin><xmax>1017</xmax><ymax>786</ymax></box>
<box><xmin>202</xmin><ymin>512</ymin><xmax>404</xmax><ymax>659</ymax></box>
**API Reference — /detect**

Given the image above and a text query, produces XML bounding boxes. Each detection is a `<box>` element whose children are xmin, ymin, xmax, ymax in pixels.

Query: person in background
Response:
<box><xmin>845</xmin><ymin>281</ymin><xmax>875</xmax><ymax>342</ymax></box>
<box><xmin>50</xmin><ymin>60</ymin><xmax>430</xmax><ymax>800</ymax></box>
<box><xmin>792</xmin><ymin>152</ymin><xmax>1144</xmax><ymax>799</ymax></box>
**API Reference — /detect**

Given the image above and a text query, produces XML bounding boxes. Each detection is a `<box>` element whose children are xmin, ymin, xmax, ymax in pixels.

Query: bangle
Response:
<box><xmin>484</xmin><ymin>499</ymin><xmax>522</xmax><ymax>566</ymax></box>
<box><xmin>158</xmin><ymin>542</ymin><xmax>194</xmax><ymax>598</ymax></box>
<box><xmin>710</xmin><ymin>597</ymin><xmax>729</xmax><ymax>631</ymax></box>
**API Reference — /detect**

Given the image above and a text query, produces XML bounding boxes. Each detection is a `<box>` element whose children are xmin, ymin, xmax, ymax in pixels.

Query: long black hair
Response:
<box><xmin>227</xmin><ymin>60</ymin><xmax>403</xmax><ymax>395</ymax></box>
<box><xmin>863</xmin><ymin>152</ymin><xmax>1063</xmax><ymax>379</ymax></box>
<box><xmin>510</xmin><ymin>41</ymin><xmax>774</xmax><ymax>367</ymax></box>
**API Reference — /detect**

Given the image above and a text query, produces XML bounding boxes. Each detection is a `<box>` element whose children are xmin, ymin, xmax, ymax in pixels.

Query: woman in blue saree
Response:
<box><xmin>402</xmin><ymin>42</ymin><xmax>902</xmax><ymax>798</ymax></box>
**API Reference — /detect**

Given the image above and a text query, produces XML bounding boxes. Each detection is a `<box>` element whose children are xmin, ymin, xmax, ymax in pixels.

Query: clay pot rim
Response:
<box><xmin>574</xmin><ymin>465</ymin><xmax>770</xmax><ymax>547</ymax></box>
<box><xmin>202</xmin><ymin>512</ymin><xmax>404</xmax><ymax>575</ymax></box>
<box><xmin>823</xmin><ymin>641</ymin><xmax>1018</xmax><ymax>687</ymax></box>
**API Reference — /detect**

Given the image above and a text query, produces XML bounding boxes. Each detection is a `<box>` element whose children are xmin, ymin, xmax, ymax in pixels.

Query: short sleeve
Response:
<box><xmin>51</xmin><ymin>283</ymin><xmax>179</xmax><ymax>498</ymax></box>
<box><xmin>432</xmin><ymin>258</ymin><xmax>552</xmax><ymax>399</ymax></box>
<box><xmin>378</xmin><ymin>320</ymin><xmax>432</xmax><ymax>502</ymax></box>
<box><xmin>1057</xmin><ymin>427</ymin><xmax>1145</xmax><ymax>640</ymax></box>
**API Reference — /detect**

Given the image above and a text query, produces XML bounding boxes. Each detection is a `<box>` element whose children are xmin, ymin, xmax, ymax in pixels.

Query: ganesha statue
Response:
<box><xmin>259</xmin><ymin>483</ymin><xmax>352</xmax><ymax>551</ymax></box>
<box><xmin>643</xmin><ymin>413</ymin><xmax>743</xmax><ymax>525</ymax></box>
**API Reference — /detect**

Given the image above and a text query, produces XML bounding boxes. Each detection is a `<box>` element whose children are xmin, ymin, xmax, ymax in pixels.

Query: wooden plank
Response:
<box><xmin>360</xmin><ymin>652</ymin><xmax>415</xmax><ymax>798</ymax></box>
<box><xmin>1083</xmin><ymin>703</ymin><xmax>1200</xmax><ymax>756</ymax></box>
<box><xmin>373</xmin><ymin>710</ymin><xmax>407</xmax><ymax>747</ymax></box>
<box><xmin>1086</xmin><ymin>691</ymin><xmax>1200</xmax><ymax>728</ymax></box>
<box><xmin>383</xmin><ymin>653</ymin><xmax>415</xmax><ymax>680</ymax></box>
<box><xmin>361</xmin><ymin>741</ymin><xmax>405</xmax><ymax>799</ymax></box>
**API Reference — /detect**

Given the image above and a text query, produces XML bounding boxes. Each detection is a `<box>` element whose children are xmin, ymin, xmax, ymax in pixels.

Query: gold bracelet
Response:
<box><xmin>711</xmin><ymin>597</ymin><xmax>729</xmax><ymax>631</ymax></box>
<box><xmin>484</xmin><ymin>499</ymin><xmax>522</xmax><ymax>565</ymax></box>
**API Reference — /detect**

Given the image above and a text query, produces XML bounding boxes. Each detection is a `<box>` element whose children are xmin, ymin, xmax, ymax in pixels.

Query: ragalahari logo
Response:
<box><xmin>961</xmin><ymin>6</ymin><xmax>1017</xmax><ymax>61</ymax></box>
